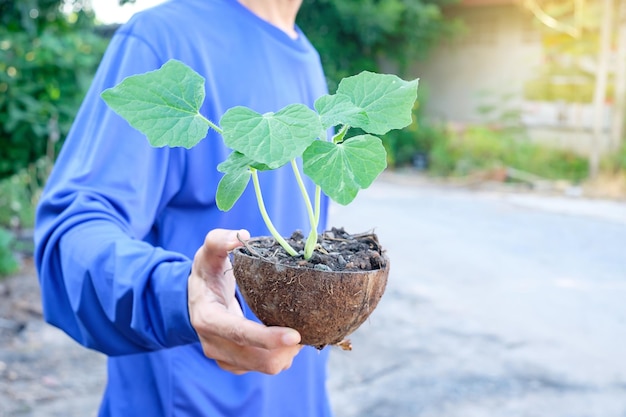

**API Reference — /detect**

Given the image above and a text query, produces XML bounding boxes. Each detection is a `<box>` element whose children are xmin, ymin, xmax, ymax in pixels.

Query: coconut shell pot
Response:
<box><xmin>232</xmin><ymin>232</ymin><xmax>389</xmax><ymax>349</ymax></box>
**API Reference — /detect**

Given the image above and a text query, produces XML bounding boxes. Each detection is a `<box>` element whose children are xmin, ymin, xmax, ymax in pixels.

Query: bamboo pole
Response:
<box><xmin>590</xmin><ymin>0</ymin><xmax>614</xmax><ymax>178</ymax></box>
<box><xmin>610</xmin><ymin>0</ymin><xmax>626</xmax><ymax>151</ymax></box>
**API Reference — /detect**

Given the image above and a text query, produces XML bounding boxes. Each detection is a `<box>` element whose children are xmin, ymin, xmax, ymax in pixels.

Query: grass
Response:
<box><xmin>428</xmin><ymin>125</ymin><xmax>589</xmax><ymax>183</ymax></box>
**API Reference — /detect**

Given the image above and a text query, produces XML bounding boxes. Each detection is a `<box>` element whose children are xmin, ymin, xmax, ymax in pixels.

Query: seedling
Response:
<box><xmin>101</xmin><ymin>60</ymin><xmax>418</xmax><ymax>260</ymax></box>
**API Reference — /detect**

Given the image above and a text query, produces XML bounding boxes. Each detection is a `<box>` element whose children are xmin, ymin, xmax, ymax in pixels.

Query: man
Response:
<box><xmin>34</xmin><ymin>0</ymin><xmax>332</xmax><ymax>415</ymax></box>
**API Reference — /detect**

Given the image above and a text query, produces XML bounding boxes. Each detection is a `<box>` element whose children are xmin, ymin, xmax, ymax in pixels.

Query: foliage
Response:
<box><xmin>428</xmin><ymin>130</ymin><xmax>456</xmax><ymax>175</ymax></box>
<box><xmin>297</xmin><ymin>0</ymin><xmax>460</xmax><ymax>91</ymax></box>
<box><xmin>0</xmin><ymin>0</ymin><xmax>109</xmax><ymax>179</ymax></box>
<box><xmin>0</xmin><ymin>157</ymin><xmax>52</xmax><ymax>231</ymax></box>
<box><xmin>522</xmin><ymin>0</ymin><xmax>611</xmax><ymax>103</ymax></box>
<box><xmin>428</xmin><ymin>125</ymin><xmax>589</xmax><ymax>182</ymax></box>
<box><xmin>382</xmin><ymin>86</ymin><xmax>448</xmax><ymax>168</ymax></box>
<box><xmin>616</xmin><ymin>144</ymin><xmax>626</xmax><ymax>171</ymax></box>
<box><xmin>0</xmin><ymin>155</ymin><xmax>53</xmax><ymax>276</ymax></box>
<box><xmin>101</xmin><ymin>60</ymin><xmax>418</xmax><ymax>259</ymax></box>
<box><xmin>385</xmin><ymin>123</ymin><xmax>449</xmax><ymax>169</ymax></box>
<box><xmin>602</xmin><ymin>142</ymin><xmax>626</xmax><ymax>173</ymax></box>
<box><xmin>475</xmin><ymin>91</ymin><xmax>525</xmax><ymax>133</ymax></box>
<box><xmin>0</xmin><ymin>0</ymin><xmax>458</xmax><ymax>181</ymax></box>
<box><xmin>0</xmin><ymin>228</ymin><xmax>19</xmax><ymax>278</ymax></box>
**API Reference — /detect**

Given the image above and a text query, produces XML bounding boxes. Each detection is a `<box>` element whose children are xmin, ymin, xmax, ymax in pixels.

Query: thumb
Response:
<box><xmin>203</xmin><ymin>228</ymin><xmax>250</xmax><ymax>258</ymax></box>
<box><xmin>194</xmin><ymin>229</ymin><xmax>251</xmax><ymax>274</ymax></box>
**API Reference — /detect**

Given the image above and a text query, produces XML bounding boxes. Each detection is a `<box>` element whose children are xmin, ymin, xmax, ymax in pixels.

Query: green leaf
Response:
<box><xmin>100</xmin><ymin>59</ymin><xmax>210</xmax><ymax>148</ymax></box>
<box><xmin>220</xmin><ymin>104</ymin><xmax>322</xmax><ymax>169</ymax></box>
<box><xmin>314</xmin><ymin>93</ymin><xmax>368</xmax><ymax>130</ymax></box>
<box><xmin>303</xmin><ymin>135</ymin><xmax>387</xmax><ymax>205</ymax></box>
<box><xmin>216</xmin><ymin>170</ymin><xmax>251</xmax><ymax>211</ymax></box>
<box><xmin>216</xmin><ymin>151</ymin><xmax>272</xmax><ymax>211</ymax></box>
<box><xmin>336</xmin><ymin>71</ymin><xmax>419</xmax><ymax>135</ymax></box>
<box><xmin>217</xmin><ymin>151</ymin><xmax>270</xmax><ymax>174</ymax></box>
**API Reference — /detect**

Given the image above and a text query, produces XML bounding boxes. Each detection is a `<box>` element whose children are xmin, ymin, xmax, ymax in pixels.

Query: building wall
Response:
<box><xmin>412</xmin><ymin>4</ymin><xmax>543</xmax><ymax>125</ymax></box>
<box><xmin>411</xmin><ymin>4</ymin><xmax>616</xmax><ymax>156</ymax></box>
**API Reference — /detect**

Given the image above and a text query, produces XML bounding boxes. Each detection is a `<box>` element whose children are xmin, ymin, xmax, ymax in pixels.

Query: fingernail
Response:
<box><xmin>282</xmin><ymin>330</ymin><xmax>301</xmax><ymax>345</ymax></box>
<box><xmin>233</xmin><ymin>230</ymin><xmax>248</xmax><ymax>246</ymax></box>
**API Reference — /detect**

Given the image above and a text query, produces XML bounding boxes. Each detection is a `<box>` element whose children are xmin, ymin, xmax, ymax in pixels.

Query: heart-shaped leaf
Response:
<box><xmin>101</xmin><ymin>59</ymin><xmax>210</xmax><ymax>148</ymax></box>
<box><xmin>303</xmin><ymin>135</ymin><xmax>387</xmax><ymax>205</ymax></box>
<box><xmin>336</xmin><ymin>71</ymin><xmax>419</xmax><ymax>135</ymax></box>
<box><xmin>220</xmin><ymin>104</ymin><xmax>322</xmax><ymax>169</ymax></box>
<box><xmin>314</xmin><ymin>93</ymin><xmax>368</xmax><ymax>130</ymax></box>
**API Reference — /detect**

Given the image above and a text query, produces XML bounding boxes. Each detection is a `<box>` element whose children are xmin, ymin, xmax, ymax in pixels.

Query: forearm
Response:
<box><xmin>38</xmin><ymin>217</ymin><xmax>198</xmax><ymax>356</ymax></box>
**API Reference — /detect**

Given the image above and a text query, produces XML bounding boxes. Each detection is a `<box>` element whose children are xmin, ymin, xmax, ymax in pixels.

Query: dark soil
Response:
<box><xmin>233</xmin><ymin>228</ymin><xmax>390</xmax><ymax>348</ymax></box>
<box><xmin>238</xmin><ymin>227</ymin><xmax>387</xmax><ymax>272</ymax></box>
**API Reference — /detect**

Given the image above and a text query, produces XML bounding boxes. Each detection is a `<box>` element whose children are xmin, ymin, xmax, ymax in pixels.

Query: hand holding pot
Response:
<box><xmin>188</xmin><ymin>229</ymin><xmax>303</xmax><ymax>375</ymax></box>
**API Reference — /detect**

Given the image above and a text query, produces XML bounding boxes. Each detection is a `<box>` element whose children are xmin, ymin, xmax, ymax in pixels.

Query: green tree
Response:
<box><xmin>297</xmin><ymin>0</ymin><xmax>460</xmax><ymax>91</ymax></box>
<box><xmin>0</xmin><ymin>0</ymin><xmax>110</xmax><ymax>179</ymax></box>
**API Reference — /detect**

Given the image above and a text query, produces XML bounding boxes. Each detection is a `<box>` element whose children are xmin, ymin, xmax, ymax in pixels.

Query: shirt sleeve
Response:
<box><xmin>34</xmin><ymin>30</ymin><xmax>200</xmax><ymax>356</ymax></box>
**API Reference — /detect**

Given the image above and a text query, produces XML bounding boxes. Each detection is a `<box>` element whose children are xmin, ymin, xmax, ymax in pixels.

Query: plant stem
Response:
<box><xmin>314</xmin><ymin>184</ymin><xmax>321</xmax><ymax>227</ymax></box>
<box><xmin>304</xmin><ymin>185</ymin><xmax>323</xmax><ymax>260</ymax></box>
<box><xmin>250</xmin><ymin>168</ymin><xmax>299</xmax><ymax>257</ymax></box>
<box><xmin>290</xmin><ymin>160</ymin><xmax>318</xmax><ymax>259</ymax></box>
<box><xmin>200</xmin><ymin>115</ymin><xmax>223</xmax><ymax>135</ymax></box>
<box><xmin>290</xmin><ymin>160</ymin><xmax>317</xmax><ymax>224</ymax></box>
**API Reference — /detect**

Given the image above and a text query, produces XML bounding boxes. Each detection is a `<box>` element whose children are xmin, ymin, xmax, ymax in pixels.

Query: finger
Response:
<box><xmin>198</xmin><ymin>311</ymin><xmax>301</xmax><ymax>350</ymax></box>
<box><xmin>213</xmin><ymin>344</ymin><xmax>303</xmax><ymax>375</ymax></box>
<box><xmin>195</xmin><ymin>228</ymin><xmax>250</xmax><ymax>274</ymax></box>
<box><xmin>204</xmin><ymin>228</ymin><xmax>250</xmax><ymax>258</ymax></box>
<box><xmin>215</xmin><ymin>360</ymin><xmax>249</xmax><ymax>375</ymax></box>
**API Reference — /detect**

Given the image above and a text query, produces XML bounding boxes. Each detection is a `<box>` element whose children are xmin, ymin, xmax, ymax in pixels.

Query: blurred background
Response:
<box><xmin>0</xmin><ymin>0</ymin><xmax>625</xmax><ymax>416</ymax></box>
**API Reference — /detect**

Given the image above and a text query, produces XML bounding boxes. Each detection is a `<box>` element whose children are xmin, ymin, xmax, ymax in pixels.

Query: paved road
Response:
<box><xmin>326</xmin><ymin>173</ymin><xmax>626</xmax><ymax>417</ymax></box>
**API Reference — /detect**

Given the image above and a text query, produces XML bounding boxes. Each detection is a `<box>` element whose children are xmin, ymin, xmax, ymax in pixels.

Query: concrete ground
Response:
<box><xmin>327</xmin><ymin>172</ymin><xmax>626</xmax><ymax>417</ymax></box>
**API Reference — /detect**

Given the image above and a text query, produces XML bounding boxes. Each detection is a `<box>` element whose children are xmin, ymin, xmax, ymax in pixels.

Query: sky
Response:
<box><xmin>92</xmin><ymin>0</ymin><xmax>167</xmax><ymax>24</ymax></box>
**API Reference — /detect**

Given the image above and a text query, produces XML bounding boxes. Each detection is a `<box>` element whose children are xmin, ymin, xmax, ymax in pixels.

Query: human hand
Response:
<box><xmin>188</xmin><ymin>228</ymin><xmax>302</xmax><ymax>375</ymax></box>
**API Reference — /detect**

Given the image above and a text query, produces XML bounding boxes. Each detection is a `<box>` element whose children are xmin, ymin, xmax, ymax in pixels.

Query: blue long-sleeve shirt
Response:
<box><xmin>34</xmin><ymin>0</ymin><xmax>331</xmax><ymax>415</ymax></box>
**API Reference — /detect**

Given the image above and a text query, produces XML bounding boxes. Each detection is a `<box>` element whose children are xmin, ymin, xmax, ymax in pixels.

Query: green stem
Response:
<box><xmin>290</xmin><ymin>160</ymin><xmax>316</xmax><ymax>230</ymax></box>
<box><xmin>314</xmin><ymin>185</ymin><xmax>321</xmax><ymax>228</ymax></box>
<box><xmin>303</xmin><ymin>231</ymin><xmax>317</xmax><ymax>260</ymax></box>
<box><xmin>304</xmin><ymin>185</ymin><xmax>323</xmax><ymax>260</ymax></box>
<box><xmin>200</xmin><ymin>115</ymin><xmax>223</xmax><ymax>135</ymax></box>
<box><xmin>290</xmin><ymin>160</ymin><xmax>318</xmax><ymax>260</ymax></box>
<box><xmin>251</xmin><ymin>169</ymin><xmax>299</xmax><ymax>257</ymax></box>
